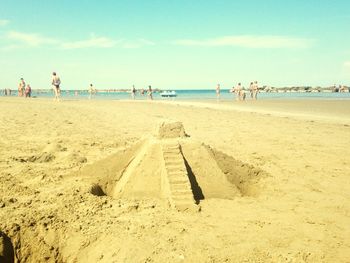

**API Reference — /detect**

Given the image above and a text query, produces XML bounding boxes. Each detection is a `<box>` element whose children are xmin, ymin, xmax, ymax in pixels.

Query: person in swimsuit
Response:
<box><xmin>131</xmin><ymin>85</ymin><xmax>136</xmax><ymax>100</ymax></box>
<box><xmin>233</xmin><ymin>83</ymin><xmax>242</xmax><ymax>101</ymax></box>
<box><xmin>249</xmin><ymin>82</ymin><xmax>254</xmax><ymax>98</ymax></box>
<box><xmin>147</xmin><ymin>85</ymin><xmax>153</xmax><ymax>100</ymax></box>
<box><xmin>216</xmin><ymin>84</ymin><xmax>220</xmax><ymax>101</ymax></box>
<box><xmin>88</xmin><ymin>84</ymin><xmax>95</xmax><ymax>99</ymax></box>
<box><xmin>51</xmin><ymin>72</ymin><xmax>61</xmax><ymax>101</ymax></box>
<box><xmin>252</xmin><ymin>81</ymin><xmax>259</xmax><ymax>100</ymax></box>
<box><xmin>18</xmin><ymin>78</ymin><xmax>25</xmax><ymax>97</ymax></box>
<box><xmin>25</xmin><ymin>84</ymin><xmax>31</xmax><ymax>98</ymax></box>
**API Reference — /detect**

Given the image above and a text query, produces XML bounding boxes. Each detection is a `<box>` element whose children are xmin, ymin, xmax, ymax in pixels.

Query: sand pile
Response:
<box><xmin>156</xmin><ymin>121</ymin><xmax>187</xmax><ymax>139</ymax></box>
<box><xmin>78</xmin><ymin>121</ymin><xmax>266</xmax><ymax>211</ymax></box>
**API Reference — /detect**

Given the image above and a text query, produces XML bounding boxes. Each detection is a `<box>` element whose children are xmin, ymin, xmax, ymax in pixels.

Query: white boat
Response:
<box><xmin>160</xmin><ymin>90</ymin><xmax>177</xmax><ymax>97</ymax></box>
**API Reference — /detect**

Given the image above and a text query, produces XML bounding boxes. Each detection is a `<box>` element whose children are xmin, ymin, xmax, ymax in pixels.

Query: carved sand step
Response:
<box><xmin>164</xmin><ymin>159</ymin><xmax>184</xmax><ymax>165</ymax></box>
<box><xmin>168</xmin><ymin>177</ymin><xmax>190</xmax><ymax>185</ymax></box>
<box><xmin>162</xmin><ymin>141</ymin><xmax>198</xmax><ymax>212</ymax></box>
<box><xmin>170</xmin><ymin>183</ymin><xmax>191</xmax><ymax>191</ymax></box>
<box><xmin>163</xmin><ymin>148</ymin><xmax>180</xmax><ymax>153</ymax></box>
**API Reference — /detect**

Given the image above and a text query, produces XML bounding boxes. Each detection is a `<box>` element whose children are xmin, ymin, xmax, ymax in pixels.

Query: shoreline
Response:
<box><xmin>1</xmin><ymin>96</ymin><xmax>350</xmax><ymax>125</ymax></box>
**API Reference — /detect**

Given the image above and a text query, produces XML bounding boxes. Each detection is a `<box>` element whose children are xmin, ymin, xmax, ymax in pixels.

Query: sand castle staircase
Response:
<box><xmin>161</xmin><ymin>140</ymin><xmax>197</xmax><ymax>211</ymax></box>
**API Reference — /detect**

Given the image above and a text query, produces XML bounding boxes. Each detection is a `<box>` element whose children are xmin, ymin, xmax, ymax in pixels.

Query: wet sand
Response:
<box><xmin>0</xmin><ymin>97</ymin><xmax>349</xmax><ymax>262</ymax></box>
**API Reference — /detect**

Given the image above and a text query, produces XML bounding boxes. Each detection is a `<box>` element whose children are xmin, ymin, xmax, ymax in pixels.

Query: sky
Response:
<box><xmin>0</xmin><ymin>0</ymin><xmax>349</xmax><ymax>90</ymax></box>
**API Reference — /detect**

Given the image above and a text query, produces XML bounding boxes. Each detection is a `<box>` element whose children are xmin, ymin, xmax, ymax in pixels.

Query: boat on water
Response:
<box><xmin>160</xmin><ymin>90</ymin><xmax>177</xmax><ymax>97</ymax></box>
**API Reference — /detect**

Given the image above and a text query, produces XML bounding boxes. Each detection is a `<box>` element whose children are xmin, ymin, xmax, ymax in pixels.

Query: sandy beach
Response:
<box><xmin>1</xmin><ymin>97</ymin><xmax>350</xmax><ymax>262</ymax></box>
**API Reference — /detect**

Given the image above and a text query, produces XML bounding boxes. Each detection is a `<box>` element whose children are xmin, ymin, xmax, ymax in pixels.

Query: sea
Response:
<box><xmin>2</xmin><ymin>89</ymin><xmax>350</xmax><ymax>101</ymax></box>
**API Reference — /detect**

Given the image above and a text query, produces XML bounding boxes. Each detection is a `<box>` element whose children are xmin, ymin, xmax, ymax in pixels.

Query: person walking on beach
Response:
<box><xmin>241</xmin><ymin>88</ymin><xmax>246</xmax><ymax>101</ymax></box>
<box><xmin>249</xmin><ymin>82</ymin><xmax>254</xmax><ymax>98</ymax></box>
<box><xmin>147</xmin><ymin>85</ymin><xmax>153</xmax><ymax>100</ymax></box>
<box><xmin>233</xmin><ymin>83</ymin><xmax>242</xmax><ymax>101</ymax></box>
<box><xmin>216</xmin><ymin>84</ymin><xmax>220</xmax><ymax>101</ymax></box>
<box><xmin>252</xmin><ymin>81</ymin><xmax>259</xmax><ymax>100</ymax></box>
<box><xmin>24</xmin><ymin>84</ymin><xmax>31</xmax><ymax>98</ymax></box>
<box><xmin>18</xmin><ymin>78</ymin><xmax>25</xmax><ymax>97</ymax></box>
<box><xmin>51</xmin><ymin>72</ymin><xmax>61</xmax><ymax>101</ymax></box>
<box><xmin>88</xmin><ymin>84</ymin><xmax>95</xmax><ymax>99</ymax></box>
<box><xmin>131</xmin><ymin>85</ymin><xmax>136</xmax><ymax>100</ymax></box>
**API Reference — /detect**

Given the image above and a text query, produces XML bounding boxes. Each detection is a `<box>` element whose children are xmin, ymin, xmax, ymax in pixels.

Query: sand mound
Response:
<box><xmin>205</xmin><ymin>145</ymin><xmax>266</xmax><ymax>196</ymax></box>
<box><xmin>76</xmin><ymin>141</ymin><xmax>145</xmax><ymax>197</ymax></box>
<box><xmin>156</xmin><ymin>121</ymin><xmax>187</xmax><ymax>139</ymax></box>
<box><xmin>77</xmin><ymin>121</ymin><xmax>266</xmax><ymax>211</ymax></box>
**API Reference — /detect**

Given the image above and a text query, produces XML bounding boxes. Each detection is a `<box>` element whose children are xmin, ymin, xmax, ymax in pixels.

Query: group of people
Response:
<box><xmin>216</xmin><ymin>81</ymin><xmax>259</xmax><ymax>101</ymax></box>
<box><xmin>14</xmin><ymin>72</ymin><xmax>61</xmax><ymax>100</ymax></box>
<box><xmin>13</xmin><ymin>72</ymin><xmax>156</xmax><ymax>102</ymax></box>
<box><xmin>131</xmin><ymin>85</ymin><xmax>153</xmax><ymax>100</ymax></box>
<box><xmin>333</xmin><ymin>84</ymin><xmax>349</xmax><ymax>93</ymax></box>
<box><xmin>17</xmin><ymin>78</ymin><xmax>32</xmax><ymax>98</ymax></box>
<box><xmin>11</xmin><ymin>73</ymin><xmax>261</xmax><ymax>102</ymax></box>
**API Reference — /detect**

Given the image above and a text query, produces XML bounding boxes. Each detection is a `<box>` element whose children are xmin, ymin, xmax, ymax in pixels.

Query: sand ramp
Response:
<box><xmin>162</xmin><ymin>141</ymin><xmax>197</xmax><ymax>211</ymax></box>
<box><xmin>112</xmin><ymin>141</ymin><xmax>151</xmax><ymax>199</ymax></box>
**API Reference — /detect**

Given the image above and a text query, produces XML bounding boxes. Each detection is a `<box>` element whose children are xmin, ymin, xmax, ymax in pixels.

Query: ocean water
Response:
<box><xmin>3</xmin><ymin>89</ymin><xmax>350</xmax><ymax>100</ymax></box>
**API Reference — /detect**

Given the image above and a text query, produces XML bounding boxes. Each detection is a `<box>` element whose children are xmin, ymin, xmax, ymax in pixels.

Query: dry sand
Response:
<box><xmin>0</xmin><ymin>97</ymin><xmax>350</xmax><ymax>262</ymax></box>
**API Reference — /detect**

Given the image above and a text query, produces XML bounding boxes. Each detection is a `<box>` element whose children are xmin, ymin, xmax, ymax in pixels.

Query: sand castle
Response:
<box><xmin>81</xmin><ymin>121</ymin><xmax>264</xmax><ymax>212</ymax></box>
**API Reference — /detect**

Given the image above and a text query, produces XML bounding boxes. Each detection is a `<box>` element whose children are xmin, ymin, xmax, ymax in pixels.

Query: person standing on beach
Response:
<box><xmin>216</xmin><ymin>84</ymin><xmax>220</xmax><ymax>101</ymax></box>
<box><xmin>131</xmin><ymin>85</ymin><xmax>136</xmax><ymax>100</ymax></box>
<box><xmin>24</xmin><ymin>84</ymin><xmax>31</xmax><ymax>98</ymax></box>
<box><xmin>233</xmin><ymin>83</ymin><xmax>242</xmax><ymax>101</ymax></box>
<box><xmin>51</xmin><ymin>72</ymin><xmax>61</xmax><ymax>101</ymax></box>
<box><xmin>252</xmin><ymin>81</ymin><xmax>259</xmax><ymax>100</ymax></box>
<box><xmin>249</xmin><ymin>82</ymin><xmax>254</xmax><ymax>98</ymax></box>
<box><xmin>147</xmin><ymin>85</ymin><xmax>153</xmax><ymax>100</ymax></box>
<box><xmin>18</xmin><ymin>78</ymin><xmax>25</xmax><ymax>97</ymax></box>
<box><xmin>88</xmin><ymin>84</ymin><xmax>95</xmax><ymax>99</ymax></box>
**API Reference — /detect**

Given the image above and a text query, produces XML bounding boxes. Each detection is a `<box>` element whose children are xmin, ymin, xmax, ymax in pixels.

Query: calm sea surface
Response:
<box><xmin>3</xmin><ymin>89</ymin><xmax>350</xmax><ymax>100</ymax></box>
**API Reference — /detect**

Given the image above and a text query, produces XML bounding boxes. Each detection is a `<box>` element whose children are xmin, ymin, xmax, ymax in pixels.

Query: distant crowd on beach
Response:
<box><xmin>332</xmin><ymin>84</ymin><xmax>349</xmax><ymax>93</ymax></box>
<box><xmin>2</xmin><ymin>72</ymin><xmax>62</xmax><ymax>101</ymax></box>
<box><xmin>1</xmin><ymin>72</ymin><xmax>156</xmax><ymax>102</ymax></box>
<box><xmin>1</xmin><ymin>73</ymin><xmax>349</xmax><ymax>101</ymax></box>
<box><xmin>215</xmin><ymin>81</ymin><xmax>260</xmax><ymax>101</ymax></box>
<box><xmin>130</xmin><ymin>85</ymin><xmax>154</xmax><ymax>100</ymax></box>
<box><xmin>9</xmin><ymin>78</ymin><xmax>32</xmax><ymax>98</ymax></box>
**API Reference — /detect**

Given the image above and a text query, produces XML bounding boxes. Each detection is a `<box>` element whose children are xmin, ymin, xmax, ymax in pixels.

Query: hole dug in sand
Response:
<box><xmin>89</xmin><ymin>184</ymin><xmax>106</xmax><ymax>197</ymax></box>
<box><xmin>0</xmin><ymin>231</ymin><xmax>14</xmax><ymax>263</ymax></box>
<box><xmin>78</xmin><ymin>121</ymin><xmax>267</xmax><ymax>211</ymax></box>
<box><xmin>0</xmin><ymin>225</ymin><xmax>63</xmax><ymax>263</ymax></box>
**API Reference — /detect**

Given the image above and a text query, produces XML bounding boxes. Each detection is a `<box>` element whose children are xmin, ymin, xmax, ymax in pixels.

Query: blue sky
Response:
<box><xmin>0</xmin><ymin>0</ymin><xmax>349</xmax><ymax>90</ymax></box>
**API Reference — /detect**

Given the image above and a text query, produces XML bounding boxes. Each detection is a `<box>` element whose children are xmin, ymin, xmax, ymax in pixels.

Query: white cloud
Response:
<box><xmin>174</xmin><ymin>35</ymin><xmax>314</xmax><ymax>49</ymax></box>
<box><xmin>0</xmin><ymin>19</ymin><xmax>10</xmax><ymax>26</ymax></box>
<box><xmin>6</xmin><ymin>31</ymin><xmax>57</xmax><ymax>46</ymax></box>
<box><xmin>61</xmin><ymin>35</ymin><xmax>117</xmax><ymax>49</ymax></box>
<box><xmin>61</xmin><ymin>36</ymin><xmax>154</xmax><ymax>49</ymax></box>
<box><xmin>2</xmin><ymin>30</ymin><xmax>154</xmax><ymax>50</ymax></box>
<box><xmin>120</xmin><ymin>38</ymin><xmax>155</xmax><ymax>49</ymax></box>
